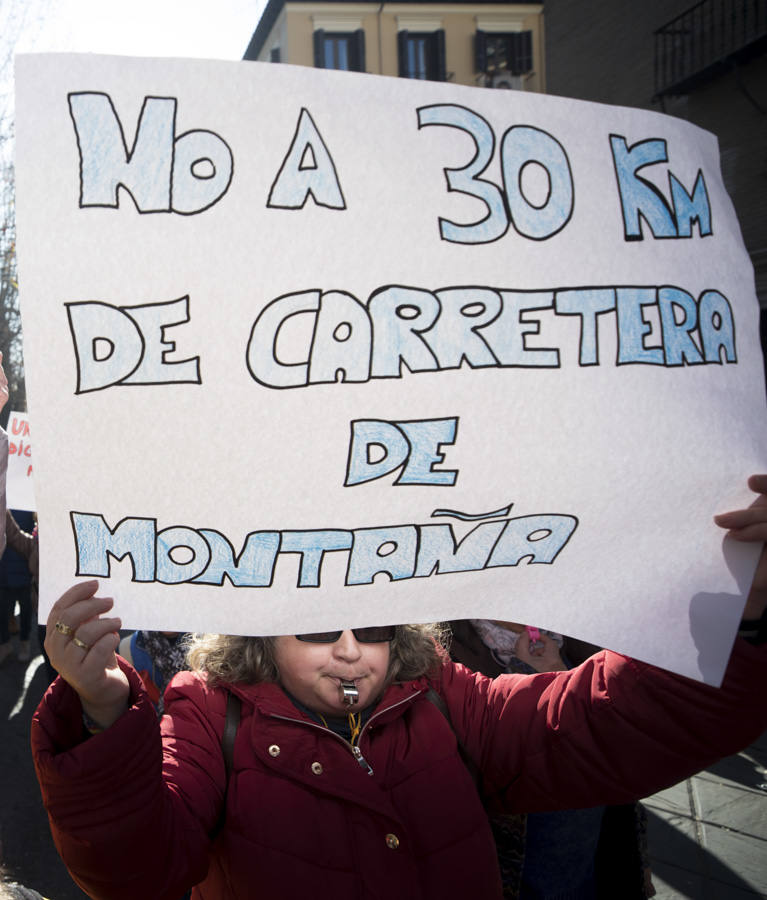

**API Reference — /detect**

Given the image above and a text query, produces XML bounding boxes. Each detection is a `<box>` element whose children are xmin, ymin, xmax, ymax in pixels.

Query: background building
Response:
<box><xmin>544</xmin><ymin>0</ymin><xmax>767</xmax><ymax>366</ymax></box>
<box><xmin>244</xmin><ymin>1</ymin><xmax>545</xmax><ymax>92</ymax></box>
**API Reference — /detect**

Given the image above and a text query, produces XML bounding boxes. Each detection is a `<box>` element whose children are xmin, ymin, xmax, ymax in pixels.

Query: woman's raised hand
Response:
<box><xmin>714</xmin><ymin>474</ymin><xmax>767</xmax><ymax>621</ymax></box>
<box><xmin>45</xmin><ymin>580</ymin><xmax>129</xmax><ymax>729</ymax></box>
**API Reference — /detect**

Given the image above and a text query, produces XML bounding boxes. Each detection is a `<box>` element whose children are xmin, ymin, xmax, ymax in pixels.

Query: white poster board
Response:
<box><xmin>6</xmin><ymin>410</ymin><xmax>35</xmax><ymax>512</ymax></box>
<box><xmin>14</xmin><ymin>54</ymin><xmax>767</xmax><ymax>684</ymax></box>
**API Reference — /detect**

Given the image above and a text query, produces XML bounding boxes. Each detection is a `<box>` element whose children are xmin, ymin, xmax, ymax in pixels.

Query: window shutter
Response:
<box><xmin>313</xmin><ymin>29</ymin><xmax>325</xmax><ymax>68</ymax></box>
<box><xmin>397</xmin><ymin>30</ymin><xmax>409</xmax><ymax>77</ymax></box>
<box><xmin>511</xmin><ymin>30</ymin><xmax>533</xmax><ymax>75</ymax></box>
<box><xmin>434</xmin><ymin>29</ymin><xmax>446</xmax><ymax>81</ymax></box>
<box><xmin>475</xmin><ymin>30</ymin><xmax>487</xmax><ymax>72</ymax></box>
<box><xmin>352</xmin><ymin>29</ymin><xmax>366</xmax><ymax>72</ymax></box>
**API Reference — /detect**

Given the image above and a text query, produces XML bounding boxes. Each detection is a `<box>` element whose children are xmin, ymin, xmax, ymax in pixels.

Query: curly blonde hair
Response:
<box><xmin>187</xmin><ymin>623</ymin><xmax>448</xmax><ymax>688</ymax></box>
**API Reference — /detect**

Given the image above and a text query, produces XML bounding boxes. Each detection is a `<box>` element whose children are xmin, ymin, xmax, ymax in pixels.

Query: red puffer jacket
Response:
<box><xmin>32</xmin><ymin>640</ymin><xmax>766</xmax><ymax>900</ymax></box>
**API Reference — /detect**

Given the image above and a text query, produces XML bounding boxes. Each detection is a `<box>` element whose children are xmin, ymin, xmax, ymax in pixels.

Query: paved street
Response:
<box><xmin>646</xmin><ymin>730</ymin><xmax>767</xmax><ymax>899</ymax></box>
<box><xmin>1</xmin><ymin>628</ymin><xmax>765</xmax><ymax>899</ymax></box>
<box><xmin>1</xmin><ymin>631</ymin><xmax>88</xmax><ymax>900</ymax></box>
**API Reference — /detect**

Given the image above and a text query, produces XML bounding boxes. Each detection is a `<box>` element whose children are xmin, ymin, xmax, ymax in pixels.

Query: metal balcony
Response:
<box><xmin>654</xmin><ymin>0</ymin><xmax>767</xmax><ymax>98</ymax></box>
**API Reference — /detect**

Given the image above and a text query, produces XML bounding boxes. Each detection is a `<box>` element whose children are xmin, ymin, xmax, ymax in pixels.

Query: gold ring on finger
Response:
<box><xmin>72</xmin><ymin>636</ymin><xmax>90</xmax><ymax>651</ymax></box>
<box><xmin>55</xmin><ymin>621</ymin><xmax>75</xmax><ymax>636</ymax></box>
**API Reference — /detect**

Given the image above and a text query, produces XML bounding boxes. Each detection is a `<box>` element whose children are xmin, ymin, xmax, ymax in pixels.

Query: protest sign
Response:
<box><xmin>6</xmin><ymin>410</ymin><xmax>35</xmax><ymax>512</ymax></box>
<box><xmin>14</xmin><ymin>53</ymin><xmax>767</xmax><ymax>684</ymax></box>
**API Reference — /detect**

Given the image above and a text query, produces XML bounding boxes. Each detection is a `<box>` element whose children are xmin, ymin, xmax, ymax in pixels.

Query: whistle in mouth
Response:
<box><xmin>340</xmin><ymin>681</ymin><xmax>359</xmax><ymax>705</ymax></box>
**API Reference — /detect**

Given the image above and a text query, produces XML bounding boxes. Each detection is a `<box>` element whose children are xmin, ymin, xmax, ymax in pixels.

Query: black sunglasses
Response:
<box><xmin>295</xmin><ymin>626</ymin><xmax>396</xmax><ymax>644</ymax></box>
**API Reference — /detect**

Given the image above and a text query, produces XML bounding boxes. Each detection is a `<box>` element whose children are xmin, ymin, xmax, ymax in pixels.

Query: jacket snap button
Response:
<box><xmin>311</xmin><ymin>761</ymin><xmax>323</xmax><ymax>775</ymax></box>
<box><xmin>268</xmin><ymin>744</ymin><xmax>280</xmax><ymax>757</ymax></box>
<box><xmin>385</xmin><ymin>833</ymin><xmax>400</xmax><ymax>850</ymax></box>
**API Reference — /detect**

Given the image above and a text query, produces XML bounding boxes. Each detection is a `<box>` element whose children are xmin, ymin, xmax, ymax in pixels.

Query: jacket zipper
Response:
<box><xmin>351</xmin><ymin>745</ymin><xmax>373</xmax><ymax>775</ymax></box>
<box><xmin>269</xmin><ymin>689</ymin><xmax>423</xmax><ymax>778</ymax></box>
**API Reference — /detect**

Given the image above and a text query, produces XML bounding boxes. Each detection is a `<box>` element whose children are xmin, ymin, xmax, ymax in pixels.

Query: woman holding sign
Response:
<box><xmin>31</xmin><ymin>477</ymin><xmax>767</xmax><ymax>900</ymax></box>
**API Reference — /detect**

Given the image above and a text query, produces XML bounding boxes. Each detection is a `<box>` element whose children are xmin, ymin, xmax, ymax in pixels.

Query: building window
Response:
<box><xmin>313</xmin><ymin>30</ymin><xmax>365</xmax><ymax>72</ymax></box>
<box><xmin>269</xmin><ymin>47</ymin><xmax>281</xmax><ymax>63</ymax></box>
<box><xmin>397</xmin><ymin>30</ymin><xmax>446</xmax><ymax>81</ymax></box>
<box><xmin>475</xmin><ymin>30</ymin><xmax>533</xmax><ymax>76</ymax></box>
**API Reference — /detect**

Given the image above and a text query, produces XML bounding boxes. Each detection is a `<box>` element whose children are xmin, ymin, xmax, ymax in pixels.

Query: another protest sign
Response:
<box><xmin>6</xmin><ymin>410</ymin><xmax>34</xmax><ymax>512</ymax></box>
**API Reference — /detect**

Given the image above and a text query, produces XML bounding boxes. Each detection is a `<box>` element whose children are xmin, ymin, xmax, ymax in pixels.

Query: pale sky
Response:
<box><xmin>1</xmin><ymin>0</ymin><xmax>268</xmax><ymax>150</ymax></box>
<box><xmin>15</xmin><ymin>0</ymin><xmax>267</xmax><ymax>59</ymax></box>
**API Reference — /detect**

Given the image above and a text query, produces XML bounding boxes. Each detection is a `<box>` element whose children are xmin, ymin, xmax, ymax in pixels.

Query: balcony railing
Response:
<box><xmin>654</xmin><ymin>0</ymin><xmax>767</xmax><ymax>98</ymax></box>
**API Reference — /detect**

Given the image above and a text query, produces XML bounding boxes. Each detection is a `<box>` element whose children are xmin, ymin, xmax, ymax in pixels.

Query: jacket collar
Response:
<box><xmin>228</xmin><ymin>676</ymin><xmax>429</xmax><ymax>724</ymax></box>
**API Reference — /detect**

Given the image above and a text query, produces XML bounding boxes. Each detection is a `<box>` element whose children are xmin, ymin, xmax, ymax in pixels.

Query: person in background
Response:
<box><xmin>118</xmin><ymin>630</ymin><xmax>191</xmax><ymax>715</ymax></box>
<box><xmin>449</xmin><ymin>619</ymin><xmax>654</xmax><ymax>898</ymax></box>
<box><xmin>5</xmin><ymin>512</ymin><xmax>46</xmax><ymax>675</ymax></box>
<box><xmin>0</xmin><ymin>510</ymin><xmax>35</xmax><ymax>662</ymax></box>
<box><xmin>0</xmin><ymin>354</ymin><xmax>12</xmax><ymax>665</ymax></box>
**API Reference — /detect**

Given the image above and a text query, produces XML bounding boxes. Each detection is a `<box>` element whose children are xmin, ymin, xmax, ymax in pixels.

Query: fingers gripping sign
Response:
<box><xmin>46</xmin><ymin>580</ymin><xmax>129</xmax><ymax>730</ymax></box>
<box><xmin>714</xmin><ymin>475</ymin><xmax>767</xmax><ymax>621</ymax></box>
